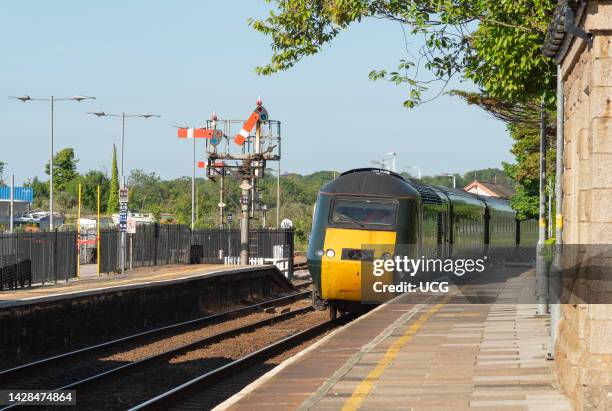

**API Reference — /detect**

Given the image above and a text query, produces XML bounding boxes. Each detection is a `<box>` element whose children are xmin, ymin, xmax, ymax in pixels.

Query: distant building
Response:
<box><xmin>0</xmin><ymin>200</ymin><xmax>30</xmax><ymax>228</ymax></box>
<box><xmin>463</xmin><ymin>180</ymin><xmax>514</xmax><ymax>199</ymax></box>
<box><xmin>0</xmin><ymin>186</ymin><xmax>34</xmax><ymax>229</ymax></box>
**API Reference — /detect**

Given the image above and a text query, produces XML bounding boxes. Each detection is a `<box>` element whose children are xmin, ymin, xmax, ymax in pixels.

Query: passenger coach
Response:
<box><xmin>307</xmin><ymin>168</ymin><xmax>537</xmax><ymax>318</ymax></box>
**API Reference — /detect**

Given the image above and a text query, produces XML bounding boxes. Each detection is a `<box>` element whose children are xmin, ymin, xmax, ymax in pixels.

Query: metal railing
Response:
<box><xmin>0</xmin><ymin>231</ymin><xmax>77</xmax><ymax>290</ymax></box>
<box><xmin>190</xmin><ymin>228</ymin><xmax>294</xmax><ymax>262</ymax></box>
<box><xmin>100</xmin><ymin>225</ymin><xmax>294</xmax><ymax>275</ymax></box>
<box><xmin>0</xmin><ymin>226</ymin><xmax>294</xmax><ymax>288</ymax></box>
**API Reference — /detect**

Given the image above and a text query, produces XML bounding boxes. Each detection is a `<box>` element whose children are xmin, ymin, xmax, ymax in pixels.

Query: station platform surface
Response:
<box><xmin>219</xmin><ymin>267</ymin><xmax>572</xmax><ymax>411</ymax></box>
<box><xmin>0</xmin><ymin>263</ymin><xmax>251</xmax><ymax>308</ymax></box>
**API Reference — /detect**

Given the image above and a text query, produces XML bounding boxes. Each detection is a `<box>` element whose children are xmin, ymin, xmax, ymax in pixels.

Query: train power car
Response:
<box><xmin>307</xmin><ymin>168</ymin><xmax>538</xmax><ymax>318</ymax></box>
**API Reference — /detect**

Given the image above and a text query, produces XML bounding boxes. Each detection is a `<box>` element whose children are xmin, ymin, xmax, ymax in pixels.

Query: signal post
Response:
<box><xmin>202</xmin><ymin>98</ymin><xmax>281</xmax><ymax>265</ymax></box>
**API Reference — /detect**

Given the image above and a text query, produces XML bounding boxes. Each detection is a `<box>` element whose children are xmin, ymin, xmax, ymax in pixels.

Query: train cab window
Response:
<box><xmin>329</xmin><ymin>197</ymin><xmax>397</xmax><ymax>228</ymax></box>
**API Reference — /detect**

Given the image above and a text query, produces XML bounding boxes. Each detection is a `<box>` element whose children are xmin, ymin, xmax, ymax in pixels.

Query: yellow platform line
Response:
<box><xmin>341</xmin><ymin>295</ymin><xmax>452</xmax><ymax>411</ymax></box>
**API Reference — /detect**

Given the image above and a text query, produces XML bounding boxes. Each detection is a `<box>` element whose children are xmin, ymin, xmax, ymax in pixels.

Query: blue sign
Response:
<box><xmin>119</xmin><ymin>202</ymin><xmax>128</xmax><ymax>231</ymax></box>
<box><xmin>0</xmin><ymin>187</ymin><xmax>33</xmax><ymax>202</ymax></box>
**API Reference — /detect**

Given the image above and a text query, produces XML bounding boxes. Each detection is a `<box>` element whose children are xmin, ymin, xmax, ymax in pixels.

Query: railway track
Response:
<box><xmin>20</xmin><ymin>307</ymin><xmax>329</xmax><ymax>410</ymax></box>
<box><xmin>0</xmin><ymin>291</ymin><xmax>311</xmax><ymax>410</ymax></box>
<box><xmin>292</xmin><ymin>261</ymin><xmax>309</xmax><ymax>271</ymax></box>
<box><xmin>130</xmin><ymin>315</ymin><xmax>353</xmax><ymax>411</ymax></box>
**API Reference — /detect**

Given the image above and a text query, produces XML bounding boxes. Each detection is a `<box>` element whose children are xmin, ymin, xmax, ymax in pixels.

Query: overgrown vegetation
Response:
<box><xmin>249</xmin><ymin>0</ymin><xmax>558</xmax><ymax>218</ymax></box>
<box><xmin>11</xmin><ymin>146</ymin><xmax>510</xmax><ymax>249</ymax></box>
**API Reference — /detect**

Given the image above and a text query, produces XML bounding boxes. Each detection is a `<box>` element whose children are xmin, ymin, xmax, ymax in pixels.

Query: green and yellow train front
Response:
<box><xmin>307</xmin><ymin>170</ymin><xmax>421</xmax><ymax>312</ymax></box>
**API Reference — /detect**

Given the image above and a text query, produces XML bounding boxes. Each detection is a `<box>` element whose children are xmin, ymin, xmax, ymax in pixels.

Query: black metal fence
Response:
<box><xmin>0</xmin><ymin>231</ymin><xmax>77</xmax><ymax>290</ymax></box>
<box><xmin>0</xmin><ymin>225</ymin><xmax>294</xmax><ymax>288</ymax></box>
<box><xmin>190</xmin><ymin>228</ymin><xmax>294</xmax><ymax>263</ymax></box>
<box><xmin>100</xmin><ymin>225</ymin><xmax>294</xmax><ymax>275</ymax></box>
<box><xmin>100</xmin><ymin>225</ymin><xmax>192</xmax><ymax>273</ymax></box>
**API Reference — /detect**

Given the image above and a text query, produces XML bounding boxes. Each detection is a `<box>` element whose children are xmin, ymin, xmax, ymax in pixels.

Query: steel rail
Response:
<box><xmin>0</xmin><ymin>290</ymin><xmax>310</xmax><ymax>379</ymax></box>
<box><xmin>130</xmin><ymin>315</ymin><xmax>354</xmax><ymax>411</ymax></box>
<box><xmin>0</xmin><ymin>304</ymin><xmax>315</xmax><ymax>410</ymax></box>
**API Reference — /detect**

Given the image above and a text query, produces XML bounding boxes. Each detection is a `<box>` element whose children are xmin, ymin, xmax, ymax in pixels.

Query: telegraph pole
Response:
<box><xmin>219</xmin><ymin>171</ymin><xmax>225</xmax><ymax>228</ymax></box>
<box><xmin>192</xmin><ymin>134</ymin><xmax>196</xmax><ymax>229</ymax></box>
<box><xmin>277</xmin><ymin>159</ymin><xmax>280</xmax><ymax>228</ymax></box>
<box><xmin>9</xmin><ymin>174</ymin><xmax>14</xmax><ymax>234</ymax></box>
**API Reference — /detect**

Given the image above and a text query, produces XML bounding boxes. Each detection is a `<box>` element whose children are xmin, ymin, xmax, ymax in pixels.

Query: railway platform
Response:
<box><xmin>0</xmin><ymin>263</ymin><xmax>295</xmax><ymax>368</ymax></box>
<box><xmin>0</xmin><ymin>263</ymin><xmax>251</xmax><ymax>308</ymax></box>
<box><xmin>219</xmin><ymin>267</ymin><xmax>572</xmax><ymax>411</ymax></box>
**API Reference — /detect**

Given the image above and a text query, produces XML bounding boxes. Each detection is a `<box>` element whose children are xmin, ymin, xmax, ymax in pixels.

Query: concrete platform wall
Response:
<box><xmin>0</xmin><ymin>266</ymin><xmax>293</xmax><ymax>369</ymax></box>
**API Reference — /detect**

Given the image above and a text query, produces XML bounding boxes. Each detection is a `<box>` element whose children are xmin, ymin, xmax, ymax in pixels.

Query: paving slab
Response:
<box><xmin>217</xmin><ymin>268</ymin><xmax>571</xmax><ymax>411</ymax></box>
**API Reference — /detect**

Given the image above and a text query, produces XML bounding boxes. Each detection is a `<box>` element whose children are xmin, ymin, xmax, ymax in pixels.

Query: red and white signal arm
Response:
<box><xmin>234</xmin><ymin>106</ymin><xmax>269</xmax><ymax>145</ymax></box>
<box><xmin>177</xmin><ymin>128</ymin><xmax>213</xmax><ymax>139</ymax></box>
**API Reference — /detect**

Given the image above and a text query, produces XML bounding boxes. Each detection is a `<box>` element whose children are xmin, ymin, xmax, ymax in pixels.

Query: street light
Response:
<box><xmin>445</xmin><ymin>173</ymin><xmax>457</xmax><ymax>189</ymax></box>
<box><xmin>88</xmin><ymin>110</ymin><xmax>160</xmax><ymax>275</ymax></box>
<box><xmin>10</xmin><ymin>94</ymin><xmax>96</xmax><ymax>230</ymax></box>
<box><xmin>87</xmin><ymin>111</ymin><xmax>160</xmax><ymax>186</ymax></box>
<box><xmin>386</xmin><ymin>152</ymin><xmax>397</xmax><ymax>172</ymax></box>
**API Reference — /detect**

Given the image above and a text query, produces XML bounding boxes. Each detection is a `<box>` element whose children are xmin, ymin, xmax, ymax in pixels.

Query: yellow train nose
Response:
<box><xmin>320</xmin><ymin>228</ymin><xmax>396</xmax><ymax>302</ymax></box>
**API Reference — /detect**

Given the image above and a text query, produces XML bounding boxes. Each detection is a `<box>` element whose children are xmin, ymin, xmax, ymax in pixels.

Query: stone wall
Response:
<box><xmin>556</xmin><ymin>1</ymin><xmax>612</xmax><ymax>409</ymax></box>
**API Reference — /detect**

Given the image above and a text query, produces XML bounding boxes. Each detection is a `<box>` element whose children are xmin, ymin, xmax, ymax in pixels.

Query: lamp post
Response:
<box><xmin>386</xmin><ymin>152</ymin><xmax>397</xmax><ymax>172</ymax></box>
<box><xmin>87</xmin><ymin>111</ymin><xmax>160</xmax><ymax>186</ymax></box>
<box><xmin>88</xmin><ymin>110</ymin><xmax>160</xmax><ymax>274</ymax></box>
<box><xmin>277</xmin><ymin>160</ymin><xmax>281</xmax><ymax>228</ymax></box>
<box><xmin>445</xmin><ymin>173</ymin><xmax>457</xmax><ymax>188</ymax></box>
<box><xmin>10</xmin><ymin>94</ymin><xmax>96</xmax><ymax>230</ymax></box>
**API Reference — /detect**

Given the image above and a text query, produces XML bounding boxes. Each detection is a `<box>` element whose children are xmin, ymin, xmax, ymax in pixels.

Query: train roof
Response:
<box><xmin>321</xmin><ymin>168</ymin><xmax>419</xmax><ymax>198</ymax></box>
<box><xmin>479</xmin><ymin>195</ymin><xmax>517</xmax><ymax>214</ymax></box>
<box><xmin>321</xmin><ymin>169</ymin><xmax>516</xmax><ymax>214</ymax></box>
<box><xmin>432</xmin><ymin>185</ymin><xmax>487</xmax><ymax>208</ymax></box>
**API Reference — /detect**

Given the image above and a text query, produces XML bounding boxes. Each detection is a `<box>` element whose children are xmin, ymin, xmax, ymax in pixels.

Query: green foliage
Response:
<box><xmin>250</xmin><ymin>0</ymin><xmax>556</xmax><ymax>108</ymax></box>
<box><xmin>0</xmin><ymin>161</ymin><xmax>5</xmax><ymax>186</ymax></box>
<box><xmin>502</xmin><ymin>123</ymin><xmax>555</xmax><ymax>220</ymax></box>
<box><xmin>108</xmin><ymin>144</ymin><xmax>119</xmax><ymax>215</ymax></box>
<box><xmin>80</xmin><ymin>170</ymin><xmax>111</xmax><ymax>213</ymax></box>
<box><xmin>45</xmin><ymin>148</ymin><xmax>79</xmax><ymax>192</ymax></box>
<box><xmin>28</xmin><ymin>176</ymin><xmax>49</xmax><ymax>209</ymax></box>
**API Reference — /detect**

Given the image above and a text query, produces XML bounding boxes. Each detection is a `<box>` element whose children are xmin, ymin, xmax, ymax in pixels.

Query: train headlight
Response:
<box><xmin>315</xmin><ymin>249</ymin><xmax>324</xmax><ymax>257</ymax></box>
<box><xmin>381</xmin><ymin>252</ymin><xmax>392</xmax><ymax>260</ymax></box>
<box><xmin>325</xmin><ymin>249</ymin><xmax>335</xmax><ymax>258</ymax></box>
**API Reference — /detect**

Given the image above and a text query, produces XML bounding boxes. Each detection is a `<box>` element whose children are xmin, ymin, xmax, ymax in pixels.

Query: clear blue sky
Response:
<box><xmin>0</xmin><ymin>1</ymin><xmax>512</xmax><ymax>184</ymax></box>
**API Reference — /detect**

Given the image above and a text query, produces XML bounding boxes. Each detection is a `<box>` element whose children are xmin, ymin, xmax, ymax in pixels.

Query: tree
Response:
<box><xmin>107</xmin><ymin>144</ymin><xmax>119</xmax><ymax>215</ymax></box>
<box><xmin>127</xmin><ymin>169</ymin><xmax>164</xmax><ymax>211</ymax></box>
<box><xmin>502</xmin><ymin>124</ymin><xmax>555</xmax><ymax>219</ymax></box>
<box><xmin>81</xmin><ymin>170</ymin><xmax>111</xmax><ymax>213</ymax></box>
<box><xmin>0</xmin><ymin>161</ymin><xmax>5</xmax><ymax>186</ymax></box>
<box><xmin>28</xmin><ymin>176</ymin><xmax>49</xmax><ymax>209</ymax></box>
<box><xmin>250</xmin><ymin>1</ymin><xmax>557</xmax><ymax>218</ymax></box>
<box><xmin>250</xmin><ymin>0</ymin><xmax>556</xmax><ymax>108</ymax></box>
<box><xmin>45</xmin><ymin>148</ymin><xmax>79</xmax><ymax>191</ymax></box>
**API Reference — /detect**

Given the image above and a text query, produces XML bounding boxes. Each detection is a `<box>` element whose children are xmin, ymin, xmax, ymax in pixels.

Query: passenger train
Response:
<box><xmin>306</xmin><ymin>168</ymin><xmax>538</xmax><ymax>318</ymax></box>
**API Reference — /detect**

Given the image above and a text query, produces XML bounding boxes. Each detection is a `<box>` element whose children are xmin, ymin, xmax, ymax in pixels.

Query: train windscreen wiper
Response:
<box><xmin>333</xmin><ymin>211</ymin><xmax>366</xmax><ymax>228</ymax></box>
